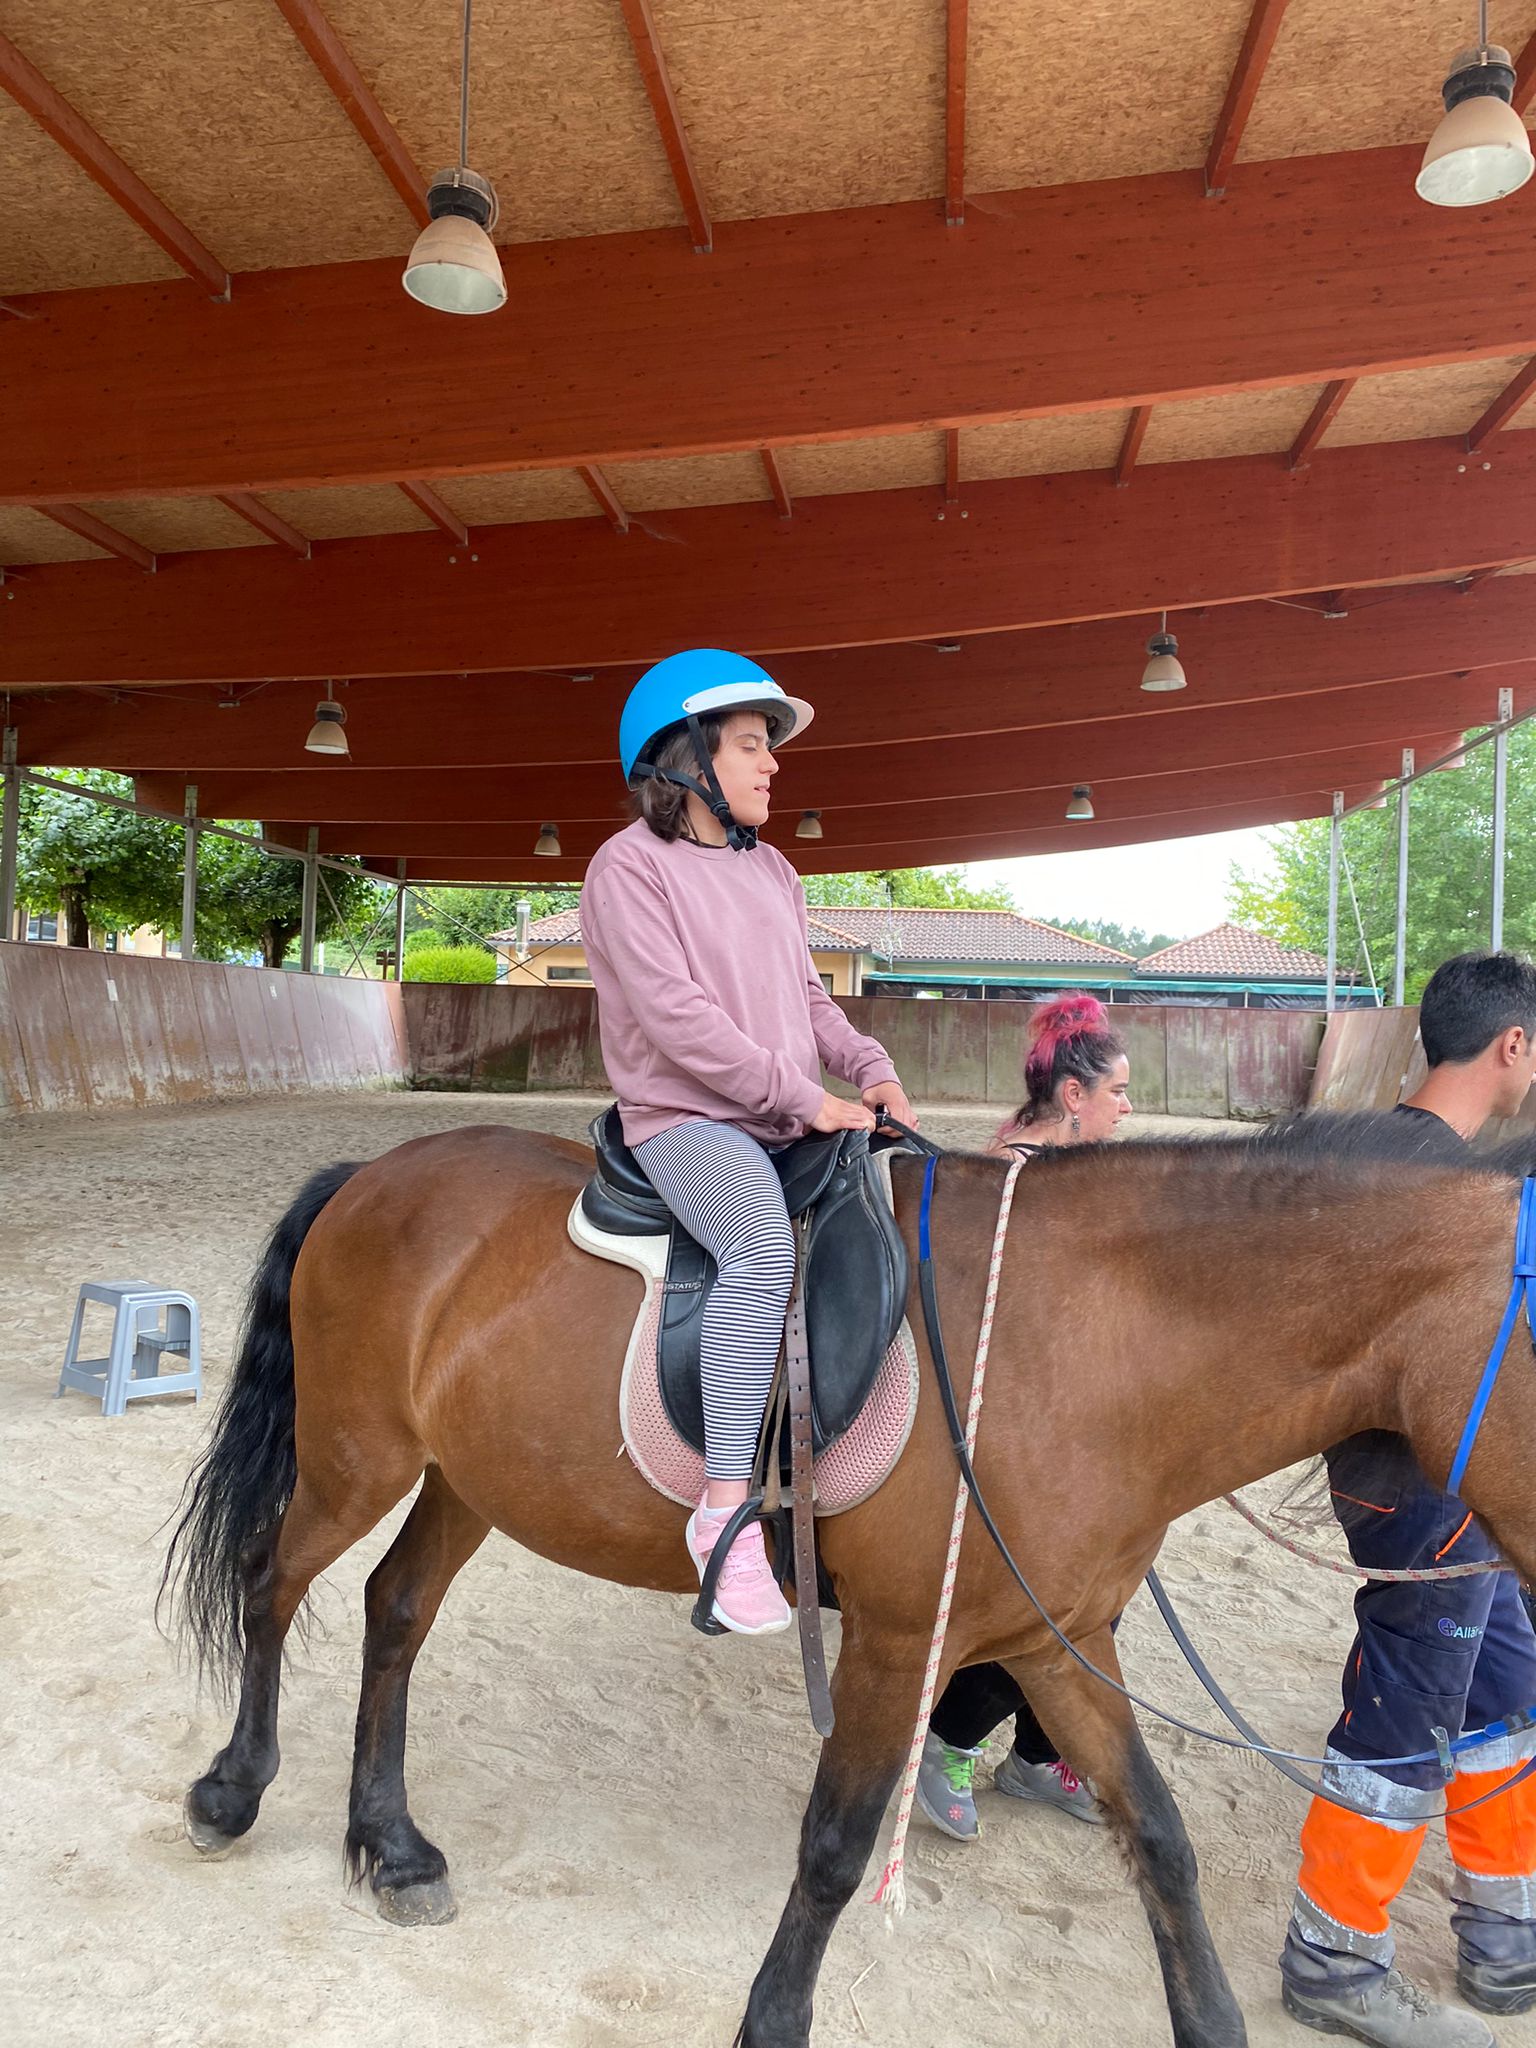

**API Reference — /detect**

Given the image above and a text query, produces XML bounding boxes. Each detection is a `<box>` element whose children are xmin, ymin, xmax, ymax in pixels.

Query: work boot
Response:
<box><xmin>914</xmin><ymin>1732</ymin><xmax>981</xmax><ymax>1841</ymax></box>
<box><xmin>1455</xmin><ymin>1901</ymin><xmax>1536</xmax><ymax>2016</ymax></box>
<box><xmin>685</xmin><ymin>1503</ymin><xmax>790</xmax><ymax>1636</ymax></box>
<box><xmin>1281</xmin><ymin>1967</ymin><xmax>1495</xmax><ymax>2046</ymax></box>
<box><xmin>994</xmin><ymin>1749</ymin><xmax>1104</xmax><ymax>1825</ymax></box>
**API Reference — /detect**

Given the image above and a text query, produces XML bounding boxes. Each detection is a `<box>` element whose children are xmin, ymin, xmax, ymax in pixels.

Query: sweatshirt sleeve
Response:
<box><xmin>584</xmin><ymin>855</ymin><xmax>826</xmax><ymax>1126</ymax></box>
<box><xmin>796</xmin><ymin>894</ymin><xmax>900</xmax><ymax>1092</ymax></box>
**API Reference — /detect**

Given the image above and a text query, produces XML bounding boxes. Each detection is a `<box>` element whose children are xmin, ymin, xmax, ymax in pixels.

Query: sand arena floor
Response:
<box><xmin>4</xmin><ymin>1089</ymin><xmax>1533</xmax><ymax>2048</ymax></box>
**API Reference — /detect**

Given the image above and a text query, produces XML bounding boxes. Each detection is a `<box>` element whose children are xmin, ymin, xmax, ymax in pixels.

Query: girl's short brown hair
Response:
<box><xmin>631</xmin><ymin>714</ymin><xmax>724</xmax><ymax>842</ymax></box>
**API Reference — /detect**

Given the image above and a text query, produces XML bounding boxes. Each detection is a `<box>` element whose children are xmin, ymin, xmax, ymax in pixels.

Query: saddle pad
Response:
<box><xmin>567</xmin><ymin>1194</ymin><xmax>919</xmax><ymax>1516</ymax></box>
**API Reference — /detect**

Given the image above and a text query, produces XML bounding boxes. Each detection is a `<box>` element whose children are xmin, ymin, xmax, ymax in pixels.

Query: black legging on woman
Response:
<box><xmin>929</xmin><ymin>1661</ymin><xmax>1061</xmax><ymax>1765</ymax></box>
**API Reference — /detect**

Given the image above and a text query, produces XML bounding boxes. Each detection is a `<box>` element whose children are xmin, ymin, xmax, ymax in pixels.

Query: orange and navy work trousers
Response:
<box><xmin>1291</xmin><ymin>1431</ymin><xmax>1536</xmax><ymax>1970</ymax></box>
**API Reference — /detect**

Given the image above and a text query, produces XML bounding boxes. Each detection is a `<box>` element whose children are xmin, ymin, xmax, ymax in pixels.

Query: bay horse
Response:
<box><xmin>164</xmin><ymin>1115</ymin><xmax>1536</xmax><ymax>2047</ymax></box>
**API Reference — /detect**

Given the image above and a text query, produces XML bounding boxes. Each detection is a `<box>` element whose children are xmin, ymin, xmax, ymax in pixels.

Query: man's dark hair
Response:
<box><xmin>1419</xmin><ymin>951</ymin><xmax>1536</xmax><ymax>1067</ymax></box>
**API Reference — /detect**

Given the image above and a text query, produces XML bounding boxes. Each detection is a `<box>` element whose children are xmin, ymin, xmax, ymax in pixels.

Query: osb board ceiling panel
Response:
<box><xmin>962</xmin><ymin>414</ymin><xmax>1128</xmax><ymax>480</ymax></box>
<box><xmin>0</xmin><ymin>508</ymin><xmax>105</xmax><ymax>564</ymax></box>
<box><xmin>433</xmin><ymin>472</ymin><xmax>595</xmax><ymax>525</ymax></box>
<box><xmin>0</xmin><ymin>0</ymin><xmax>415</xmax><ymax>275</ymax></box>
<box><xmin>655</xmin><ymin>0</ymin><xmax>943</xmax><ymax>218</ymax></box>
<box><xmin>1239</xmin><ymin>0</ymin><xmax>1536</xmax><ymax>163</ymax></box>
<box><xmin>1140</xmin><ymin>386</ymin><xmax>1322</xmax><ymax>465</ymax></box>
<box><xmin>258</xmin><ymin>485</ymin><xmax>434</xmax><ymax>540</ymax></box>
<box><xmin>1324</xmin><ymin>357</ymin><xmax>1533</xmax><ymax>447</ymax></box>
<box><xmin>78</xmin><ymin>498</ymin><xmax>264</xmax><ymax>554</ymax></box>
<box><xmin>968</xmin><ymin>0</ymin><xmax>1254</xmax><ymax>191</ymax></box>
<box><xmin>607</xmin><ymin>451</ymin><xmax>770</xmax><ymax>512</ymax></box>
<box><xmin>0</xmin><ymin>93</ymin><xmax>179</xmax><ymax>293</ymax></box>
<box><xmin>780</xmin><ymin>433</ymin><xmax>945</xmax><ymax>497</ymax></box>
<box><xmin>325</xmin><ymin>0</ymin><xmax>680</xmax><ymax>243</ymax></box>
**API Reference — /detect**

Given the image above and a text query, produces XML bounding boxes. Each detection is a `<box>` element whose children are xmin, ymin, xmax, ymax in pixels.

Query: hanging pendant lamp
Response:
<box><xmin>795</xmin><ymin>810</ymin><xmax>824</xmax><ymax>840</ymax></box>
<box><xmin>304</xmin><ymin>695</ymin><xmax>349</xmax><ymax>756</ymax></box>
<box><xmin>533</xmin><ymin>823</ymin><xmax>562</xmax><ymax>857</ymax></box>
<box><xmin>1140</xmin><ymin>611</ymin><xmax>1187</xmax><ymax>693</ymax></box>
<box><xmin>403</xmin><ymin>1</ymin><xmax>507</xmax><ymax>314</ymax></box>
<box><xmin>1417</xmin><ymin>6</ymin><xmax>1533</xmax><ymax>207</ymax></box>
<box><xmin>1066</xmin><ymin>785</ymin><xmax>1094</xmax><ymax>821</ymax></box>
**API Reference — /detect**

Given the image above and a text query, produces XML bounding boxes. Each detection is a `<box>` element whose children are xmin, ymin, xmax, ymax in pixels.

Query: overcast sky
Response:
<box><xmin>966</xmin><ymin>825</ymin><xmax>1281</xmax><ymax>941</ymax></box>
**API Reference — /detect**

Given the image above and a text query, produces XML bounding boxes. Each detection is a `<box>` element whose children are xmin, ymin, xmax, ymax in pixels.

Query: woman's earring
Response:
<box><xmin>1071</xmin><ymin>1112</ymin><xmax>1081</xmax><ymax>1139</ymax></box>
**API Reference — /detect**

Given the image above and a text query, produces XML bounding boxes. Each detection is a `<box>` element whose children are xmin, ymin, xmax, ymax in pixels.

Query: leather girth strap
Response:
<box><xmin>787</xmin><ymin>1217</ymin><xmax>834</xmax><ymax>1736</ymax></box>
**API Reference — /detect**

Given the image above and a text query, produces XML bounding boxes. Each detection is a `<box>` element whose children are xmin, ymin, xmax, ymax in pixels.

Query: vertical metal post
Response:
<box><xmin>0</xmin><ymin>728</ymin><xmax>18</xmax><ymax>944</ymax></box>
<box><xmin>393</xmin><ymin>857</ymin><xmax>408</xmax><ymax>980</ymax></box>
<box><xmin>180</xmin><ymin>782</ymin><xmax>198</xmax><ymax>962</ymax></box>
<box><xmin>1492</xmin><ymin>687</ymin><xmax>1513</xmax><ymax>950</ymax></box>
<box><xmin>300</xmin><ymin>827</ymin><xmax>319</xmax><ymax>973</ymax></box>
<box><xmin>1326</xmin><ymin>791</ymin><xmax>1342</xmax><ymax>1014</ymax></box>
<box><xmin>1394</xmin><ymin>749</ymin><xmax>1412</xmax><ymax>1007</ymax></box>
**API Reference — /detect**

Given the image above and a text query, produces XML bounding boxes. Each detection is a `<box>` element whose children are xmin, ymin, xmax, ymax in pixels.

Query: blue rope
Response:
<box><xmin>1448</xmin><ymin>1175</ymin><xmax>1536</xmax><ymax>1496</ymax></box>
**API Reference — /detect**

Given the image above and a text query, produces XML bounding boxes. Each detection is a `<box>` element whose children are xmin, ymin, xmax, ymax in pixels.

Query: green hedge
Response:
<box><xmin>403</xmin><ymin>945</ymin><xmax>497</xmax><ymax>984</ymax></box>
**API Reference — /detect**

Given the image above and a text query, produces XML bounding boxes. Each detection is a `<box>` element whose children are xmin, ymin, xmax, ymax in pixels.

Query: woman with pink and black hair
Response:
<box><xmin>915</xmin><ymin>993</ymin><xmax>1132</xmax><ymax>1841</ymax></box>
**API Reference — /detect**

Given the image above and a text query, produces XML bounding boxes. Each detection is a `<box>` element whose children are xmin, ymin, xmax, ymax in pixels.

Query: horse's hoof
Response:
<box><xmin>376</xmin><ymin>1878</ymin><xmax>458</xmax><ymax>1927</ymax></box>
<box><xmin>183</xmin><ymin>1792</ymin><xmax>242</xmax><ymax>1859</ymax></box>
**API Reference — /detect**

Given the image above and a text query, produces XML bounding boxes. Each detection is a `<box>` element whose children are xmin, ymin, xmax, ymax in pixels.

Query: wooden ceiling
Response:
<box><xmin>5</xmin><ymin>0</ymin><xmax>1536</xmax><ymax>881</ymax></box>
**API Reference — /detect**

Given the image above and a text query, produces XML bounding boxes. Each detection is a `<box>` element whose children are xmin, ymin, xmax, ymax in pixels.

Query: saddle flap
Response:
<box><xmin>802</xmin><ymin>1152</ymin><xmax>910</xmax><ymax>1445</ymax></box>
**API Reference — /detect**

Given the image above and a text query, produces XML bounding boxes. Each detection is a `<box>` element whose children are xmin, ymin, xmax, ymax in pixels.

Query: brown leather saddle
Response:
<box><xmin>581</xmin><ymin>1107</ymin><xmax>909</xmax><ymax>1454</ymax></box>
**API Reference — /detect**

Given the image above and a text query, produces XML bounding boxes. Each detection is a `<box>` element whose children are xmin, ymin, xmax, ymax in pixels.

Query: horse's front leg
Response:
<box><xmin>1007</xmin><ymin>1630</ymin><xmax>1247</xmax><ymax>2048</ymax></box>
<box><xmin>738</xmin><ymin>1623</ymin><xmax>918</xmax><ymax>2048</ymax></box>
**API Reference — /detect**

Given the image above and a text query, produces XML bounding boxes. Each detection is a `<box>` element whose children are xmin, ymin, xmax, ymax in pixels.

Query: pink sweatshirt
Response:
<box><xmin>580</xmin><ymin>820</ymin><xmax>899</xmax><ymax>1146</ymax></box>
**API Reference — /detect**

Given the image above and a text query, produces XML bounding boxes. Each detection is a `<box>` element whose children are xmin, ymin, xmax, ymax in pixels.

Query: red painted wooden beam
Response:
<box><xmin>577</xmin><ymin>465</ymin><xmax>630</xmax><ymax>533</ymax></box>
<box><xmin>945</xmin><ymin>0</ymin><xmax>968</xmax><ymax>226</ymax></box>
<box><xmin>616</xmin><ymin>0</ymin><xmax>712</xmax><ymax>253</ymax></box>
<box><xmin>760</xmin><ymin>449</ymin><xmax>793</xmax><ymax>519</ymax></box>
<box><xmin>1205</xmin><ymin>0</ymin><xmax>1292</xmax><ymax>196</ymax></box>
<box><xmin>943</xmin><ymin>428</ymin><xmax>961</xmax><ymax>506</ymax></box>
<box><xmin>397</xmin><ymin>481</ymin><xmax>470</xmax><ymax>544</ymax></box>
<box><xmin>270</xmin><ymin>0</ymin><xmax>429</xmax><ymax>226</ymax></box>
<box><xmin>216</xmin><ymin>492</ymin><xmax>311</xmax><ymax>558</ymax></box>
<box><xmin>0</xmin><ymin>33</ymin><xmax>229</xmax><ymax>298</ymax></box>
<box><xmin>7</xmin><ymin>435</ymin><xmax>1533</xmax><ymax>687</ymax></box>
<box><xmin>14</xmin><ymin>590</ymin><xmax>1535</xmax><ymax>762</ymax></box>
<box><xmin>10</xmin><ymin>147</ymin><xmax>1536</xmax><ymax>505</ymax></box>
<box><xmin>1514</xmin><ymin>32</ymin><xmax>1536</xmax><ymax>114</ymax></box>
<box><xmin>1114</xmin><ymin>406</ymin><xmax>1152</xmax><ymax>487</ymax></box>
<box><xmin>37</xmin><ymin>505</ymin><xmax>155</xmax><ymax>572</ymax></box>
<box><xmin>1289</xmin><ymin>378</ymin><xmax>1354</xmax><ymax>470</ymax></box>
<box><xmin>1466</xmin><ymin>359</ymin><xmax>1536</xmax><ymax>452</ymax></box>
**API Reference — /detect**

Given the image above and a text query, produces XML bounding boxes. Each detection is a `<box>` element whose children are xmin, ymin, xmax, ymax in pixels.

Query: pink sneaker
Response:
<box><xmin>686</xmin><ymin>1504</ymin><xmax>792</xmax><ymax>1635</ymax></box>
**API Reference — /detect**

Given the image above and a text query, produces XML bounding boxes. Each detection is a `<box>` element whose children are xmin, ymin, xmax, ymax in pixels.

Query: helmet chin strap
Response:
<box><xmin>634</xmin><ymin>714</ymin><xmax>758</xmax><ymax>850</ymax></box>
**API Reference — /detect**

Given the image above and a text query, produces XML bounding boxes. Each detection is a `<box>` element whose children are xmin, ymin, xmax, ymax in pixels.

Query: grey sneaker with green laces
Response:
<box><xmin>914</xmin><ymin>1731</ymin><xmax>981</xmax><ymax>1841</ymax></box>
<box><xmin>1281</xmin><ymin>1967</ymin><xmax>1495</xmax><ymax>2047</ymax></box>
<box><xmin>994</xmin><ymin>1749</ymin><xmax>1104</xmax><ymax>1825</ymax></box>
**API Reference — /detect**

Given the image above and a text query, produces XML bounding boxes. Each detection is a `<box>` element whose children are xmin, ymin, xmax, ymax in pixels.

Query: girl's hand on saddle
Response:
<box><xmin>861</xmin><ymin>1080</ymin><xmax>918</xmax><ymax>1130</ymax></box>
<box><xmin>811</xmin><ymin>1091</ymin><xmax>879</xmax><ymax>1134</ymax></box>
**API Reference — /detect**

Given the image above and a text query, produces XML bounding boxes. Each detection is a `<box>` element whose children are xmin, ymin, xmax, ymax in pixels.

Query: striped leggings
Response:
<box><xmin>633</xmin><ymin>1119</ymin><xmax>797</xmax><ymax>1481</ymax></box>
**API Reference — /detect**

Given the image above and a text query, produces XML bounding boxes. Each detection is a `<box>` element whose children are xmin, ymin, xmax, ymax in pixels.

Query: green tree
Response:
<box><xmin>196</xmin><ymin>832</ymin><xmax>379</xmax><ymax>970</ymax></box>
<box><xmin>16</xmin><ymin>770</ymin><xmax>182</xmax><ymax>946</ymax></box>
<box><xmin>1227</xmin><ymin>727</ymin><xmax>1536</xmax><ymax>1001</ymax></box>
<box><xmin>802</xmin><ymin>866</ymin><xmax>1017</xmax><ymax>911</ymax></box>
<box><xmin>1037</xmin><ymin>916</ymin><xmax>1179</xmax><ymax>958</ymax></box>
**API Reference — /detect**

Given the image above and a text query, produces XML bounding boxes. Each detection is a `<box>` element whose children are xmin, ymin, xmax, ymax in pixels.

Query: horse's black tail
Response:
<box><xmin>160</xmin><ymin>1161</ymin><xmax>362</xmax><ymax>1696</ymax></box>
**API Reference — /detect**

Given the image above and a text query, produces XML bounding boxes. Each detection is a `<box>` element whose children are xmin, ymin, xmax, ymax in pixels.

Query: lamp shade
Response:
<box><xmin>1417</xmin><ymin>48</ymin><xmax>1534</xmax><ymax>206</ymax></box>
<box><xmin>304</xmin><ymin>699</ymin><xmax>349</xmax><ymax>756</ymax></box>
<box><xmin>1066</xmin><ymin>785</ymin><xmax>1094</xmax><ymax>821</ymax></box>
<box><xmin>1140</xmin><ymin>630</ymin><xmax>1187</xmax><ymax>693</ymax></box>
<box><xmin>403</xmin><ymin>169</ymin><xmax>507</xmax><ymax>314</ymax></box>
<box><xmin>795</xmin><ymin>810</ymin><xmax>824</xmax><ymax>840</ymax></box>
<box><xmin>533</xmin><ymin>823</ymin><xmax>562</xmax><ymax>857</ymax></box>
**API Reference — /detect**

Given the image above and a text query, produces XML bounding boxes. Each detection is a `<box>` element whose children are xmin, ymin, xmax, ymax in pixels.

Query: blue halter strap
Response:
<box><xmin>1448</xmin><ymin>1175</ymin><xmax>1536</xmax><ymax>1499</ymax></box>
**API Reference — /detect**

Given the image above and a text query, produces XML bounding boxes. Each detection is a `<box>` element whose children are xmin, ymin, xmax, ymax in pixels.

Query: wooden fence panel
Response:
<box><xmin>0</xmin><ymin>947</ymin><xmax>35</xmax><ymax>1111</ymax></box>
<box><xmin>1167</xmin><ymin>1008</ymin><xmax>1230</xmax><ymax>1120</ymax></box>
<box><xmin>56</xmin><ymin>950</ymin><xmax>137</xmax><ymax>1110</ymax></box>
<box><xmin>1110</xmin><ymin>1006</ymin><xmax>1170</xmax><ymax>1116</ymax></box>
<box><xmin>928</xmin><ymin>999</ymin><xmax>989</xmax><ymax>1103</ymax></box>
<box><xmin>147</xmin><ymin>955</ymin><xmax>214</xmax><ymax>1102</ymax></box>
<box><xmin>1227</xmin><ymin>1010</ymin><xmax>1325</xmax><ymax>1121</ymax></box>
<box><xmin>189</xmin><ymin>966</ymin><xmax>250</xmax><ymax>1099</ymax></box>
<box><xmin>5</xmin><ymin>943</ymin><xmax>93</xmax><ymax>1111</ymax></box>
<box><xmin>287</xmin><ymin>971</ymin><xmax>338</xmax><ymax>1090</ymax></box>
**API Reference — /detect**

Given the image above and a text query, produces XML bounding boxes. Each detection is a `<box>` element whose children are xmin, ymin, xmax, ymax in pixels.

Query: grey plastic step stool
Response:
<box><xmin>57</xmin><ymin>1281</ymin><xmax>202</xmax><ymax>1416</ymax></box>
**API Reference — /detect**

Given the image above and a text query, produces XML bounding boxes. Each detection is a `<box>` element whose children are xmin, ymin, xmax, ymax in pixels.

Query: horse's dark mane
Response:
<box><xmin>994</xmin><ymin>1109</ymin><xmax>1536</xmax><ymax>1183</ymax></box>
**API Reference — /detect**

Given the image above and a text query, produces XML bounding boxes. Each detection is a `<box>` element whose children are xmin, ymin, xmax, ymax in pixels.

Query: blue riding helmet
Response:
<box><xmin>618</xmin><ymin>649</ymin><xmax>814</xmax><ymax>783</ymax></box>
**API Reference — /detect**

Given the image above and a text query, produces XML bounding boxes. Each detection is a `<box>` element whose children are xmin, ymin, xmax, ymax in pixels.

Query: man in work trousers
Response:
<box><xmin>1282</xmin><ymin>953</ymin><xmax>1536</xmax><ymax>2048</ymax></box>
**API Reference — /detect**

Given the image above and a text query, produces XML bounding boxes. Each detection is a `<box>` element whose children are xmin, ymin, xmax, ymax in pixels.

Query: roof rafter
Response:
<box><xmin>945</xmin><ymin>0</ymin><xmax>968</xmax><ymax>226</ymax></box>
<box><xmin>1466</xmin><ymin>359</ymin><xmax>1536</xmax><ymax>452</ymax></box>
<box><xmin>616</xmin><ymin>0</ymin><xmax>712</xmax><ymax>253</ymax></box>
<box><xmin>0</xmin><ymin>31</ymin><xmax>229</xmax><ymax>297</ymax></box>
<box><xmin>760</xmin><ymin>449</ymin><xmax>793</xmax><ymax>519</ymax></box>
<box><xmin>1114</xmin><ymin>406</ymin><xmax>1152</xmax><ymax>486</ymax></box>
<box><xmin>37</xmin><ymin>504</ymin><xmax>155</xmax><ymax>572</ymax></box>
<box><xmin>1289</xmin><ymin>378</ymin><xmax>1354</xmax><ymax>470</ymax></box>
<box><xmin>270</xmin><ymin>0</ymin><xmax>429</xmax><ymax>225</ymax></box>
<box><xmin>1205</xmin><ymin>0</ymin><xmax>1293</xmax><ymax>196</ymax></box>
<box><xmin>398</xmin><ymin>481</ymin><xmax>470</xmax><ymax>544</ymax></box>
<box><xmin>216</xmin><ymin>493</ymin><xmax>312</xmax><ymax>558</ymax></box>
<box><xmin>1514</xmin><ymin>31</ymin><xmax>1536</xmax><ymax>113</ymax></box>
<box><xmin>11</xmin><ymin>148</ymin><xmax>1536</xmax><ymax>505</ymax></box>
<box><xmin>577</xmin><ymin>465</ymin><xmax>629</xmax><ymax>533</ymax></box>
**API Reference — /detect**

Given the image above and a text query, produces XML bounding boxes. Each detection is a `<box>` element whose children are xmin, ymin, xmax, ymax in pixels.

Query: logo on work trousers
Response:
<box><xmin>1438</xmin><ymin>1617</ymin><xmax>1484</xmax><ymax>1641</ymax></box>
